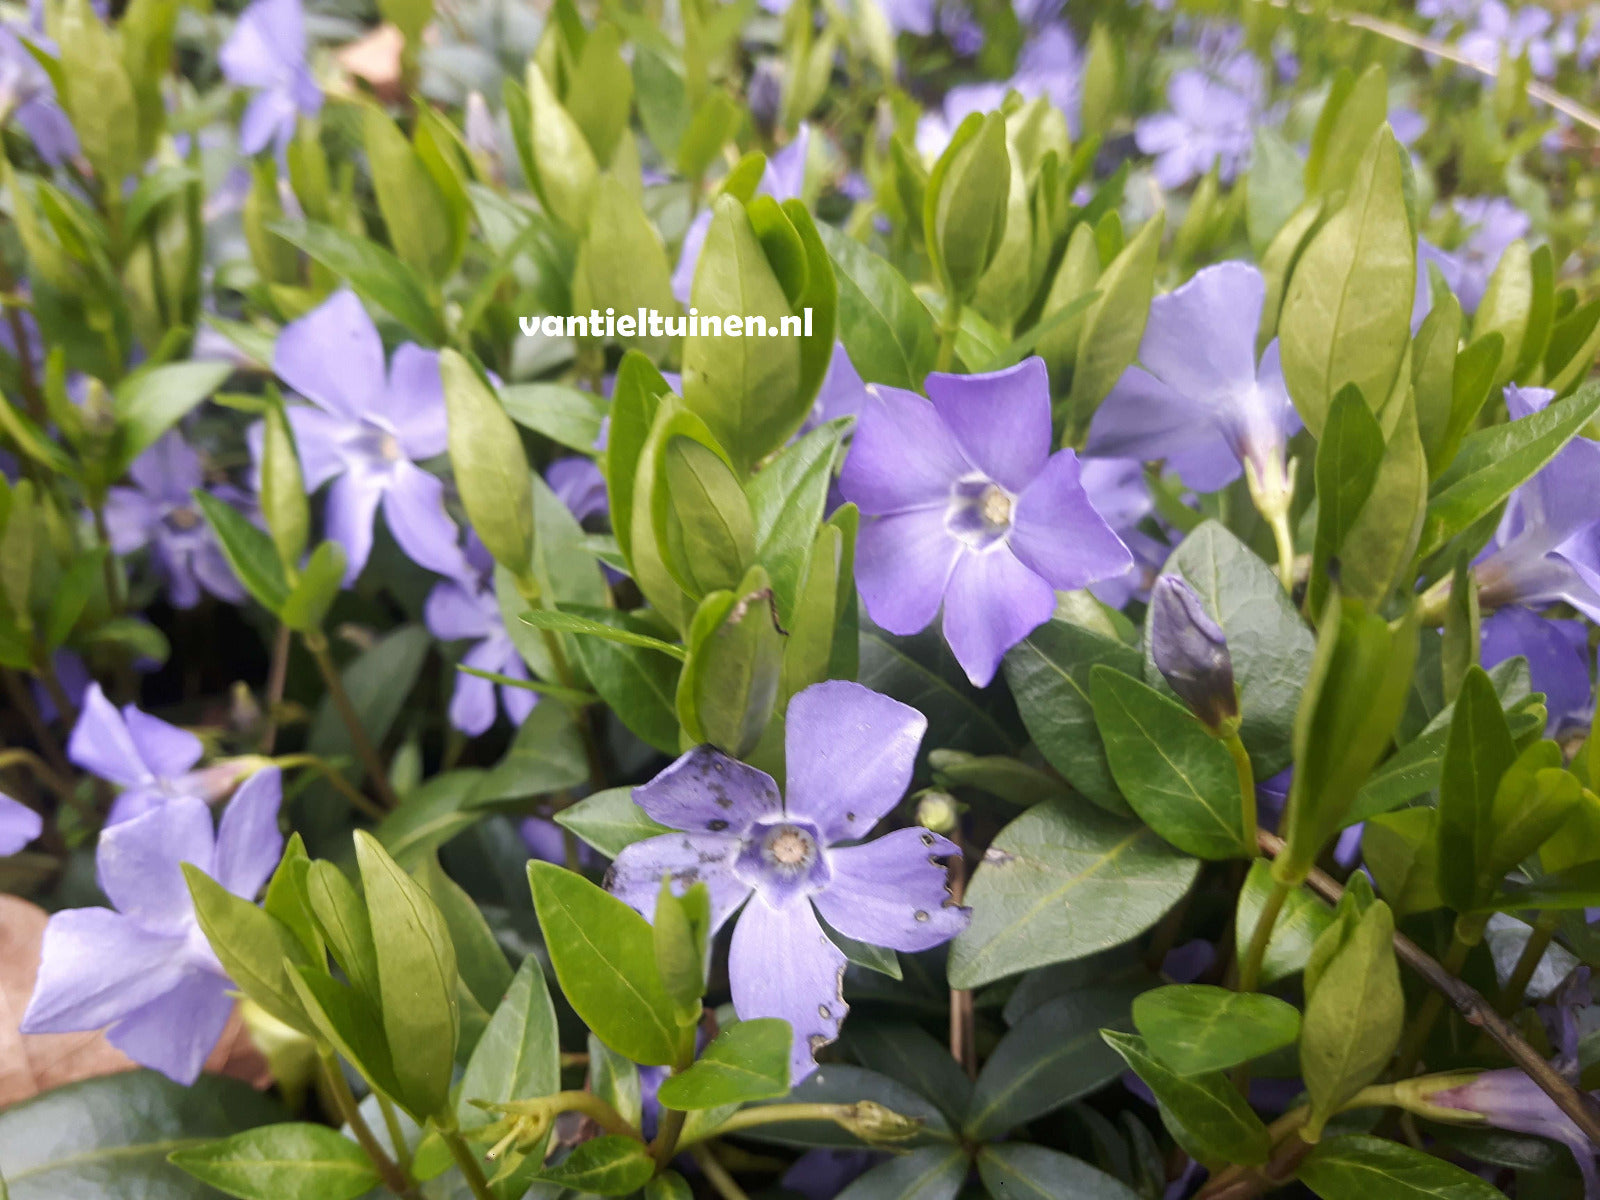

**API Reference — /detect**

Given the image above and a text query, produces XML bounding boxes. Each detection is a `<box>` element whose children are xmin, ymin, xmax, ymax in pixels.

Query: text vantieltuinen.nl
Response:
<box><xmin>521</xmin><ymin>307</ymin><xmax>815</xmax><ymax>339</ymax></box>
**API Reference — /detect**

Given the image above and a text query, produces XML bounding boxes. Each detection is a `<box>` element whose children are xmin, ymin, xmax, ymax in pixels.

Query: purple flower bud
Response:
<box><xmin>1149</xmin><ymin>574</ymin><xmax>1238</xmax><ymax>730</ymax></box>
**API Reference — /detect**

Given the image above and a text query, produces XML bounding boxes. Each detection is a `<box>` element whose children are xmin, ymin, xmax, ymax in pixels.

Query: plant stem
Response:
<box><xmin>948</xmin><ymin>829</ymin><xmax>977</xmax><ymax>1079</ymax></box>
<box><xmin>318</xmin><ymin>1052</ymin><xmax>420</xmax><ymax>1199</ymax></box>
<box><xmin>651</xmin><ymin>1106</ymin><xmax>688</xmax><ymax>1169</ymax></box>
<box><xmin>1499</xmin><ymin>912</ymin><xmax>1560</xmax><ymax>1016</ymax></box>
<box><xmin>271</xmin><ymin>754</ymin><xmax>391</xmax><ymax>821</ymax></box>
<box><xmin>1393</xmin><ymin>928</ymin><xmax>1475</xmax><ymax>1079</ymax></box>
<box><xmin>1238</xmin><ymin>878</ymin><xmax>1291</xmax><ymax>992</ymax></box>
<box><xmin>934</xmin><ymin>298</ymin><xmax>962</xmax><ymax>373</ymax></box>
<box><xmin>0</xmin><ymin>748</ymin><xmax>76</xmax><ymax>805</ymax></box>
<box><xmin>89</xmin><ymin>499</ymin><xmax>123</xmax><ymax>616</ymax></box>
<box><xmin>0</xmin><ymin>667</ymin><xmax>72</xmax><ymax>778</ymax></box>
<box><xmin>442</xmin><ymin>1129</ymin><xmax>498</xmax><ymax>1200</ymax></box>
<box><xmin>678</xmin><ymin>1103</ymin><xmax>880</xmax><ymax>1147</ymax></box>
<box><xmin>303</xmin><ymin>630</ymin><xmax>401</xmax><ymax>811</ymax></box>
<box><xmin>1223</xmin><ymin>733</ymin><xmax>1258</xmax><ymax>855</ymax></box>
<box><xmin>691</xmin><ymin>1145</ymin><xmax>752</xmax><ymax>1200</ymax></box>
<box><xmin>259</xmin><ymin>623</ymin><xmax>291</xmax><ymax>754</ymax></box>
<box><xmin>1256</xmin><ymin>829</ymin><xmax>1600</xmax><ymax>1146</ymax></box>
<box><xmin>533</xmin><ymin>1090</ymin><xmax>643</xmax><ymax>1139</ymax></box>
<box><xmin>512</xmin><ymin>574</ymin><xmax>608</xmax><ymax>791</ymax></box>
<box><xmin>376</xmin><ymin>1093</ymin><xmax>412</xmax><ymax>1175</ymax></box>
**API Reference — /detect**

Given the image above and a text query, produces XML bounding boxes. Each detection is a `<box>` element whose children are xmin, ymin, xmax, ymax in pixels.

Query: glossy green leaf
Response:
<box><xmin>1101</xmin><ymin>1031</ymin><xmax>1270</xmax><ymax>1165</ymax></box>
<box><xmin>112</xmin><ymin>361</ymin><xmax>231</xmax><ymax>477</ymax></box>
<box><xmin>1090</xmin><ymin>667</ymin><xmax>1250</xmax><ymax>860</ymax></box>
<box><xmin>1131</xmin><ymin>985</ymin><xmax>1301</xmax><ymax>1076</ymax></box>
<box><xmin>441</xmin><ymin>349</ymin><xmax>534</xmax><ymax>580</ymax></box>
<box><xmin>948</xmin><ymin>797</ymin><xmax>1198</xmax><ymax>989</ymax></box>
<box><xmin>499</xmin><ymin>382</ymin><xmax>608</xmax><ymax>452</ymax></box>
<box><xmin>278</xmin><ymin>542</ymin><xmax>345</xmax><ymax>634</ymax></box>
<box><xmin>564</xmin><ymin>607</ymin><xmax>684</xmax><ymax>752</ymax></box>
<box><xmin>268</xmin><ymin>220</ymin><xmax>446</xmax><ymax>344</ymax></box>
<box><xmin>657</xmin><ymin>1019</ymin><xmax>792</xmax><ymax>1109</ymax></box>
<box><xmin>1436</xmin><ymin>666</ymin><xmax>1518</xmax><ymax>912</ymax></box>
<box><xmin>170</xmin><ymin>1123</ymin><xmax>377</xmax><ymax>1200</ymax></box>
<box><xmin>555</xmin><ymin>785</ymin><xmax>673</xmax><ymax>857</ymax></box>
<box><xmin>306</xmin><ymin>625</ymin><xmax>431</xmax><ymax>790</ymax></box>
<box><xmin>1062</xmin><ymin>213</ymin><xmax>1163</xmax><ymax>442</ymax></box>
<box><xmin>458</xmin><ymin>957</ymin><xmax>560</xmax><ymax>1150</ymax></box>
<box><xmin>536</xmin><ymin>1134</ymin><xmax>655</xmax><ymax>1195</ymax></box>
<box><xmin>1234</xmin><ymin>859</ymin><xmax>1335</xmax><ymax>985</ymax></box>
<box><xmin>653</xmin><ymin>879</ymin><xmax>710</xmax><ymax>1023</ymax></box>
<box><xmin>193</xmin><ymin>489</ymin><xmax>288</xmax><ymax>614</ymax></box>
<box><xmin>527</xmin><ymin>860</ymin><xmax>680</xmax><ymax>1065</ymax></box>
<box><xmin>1298</xmin><ymin>1134</ymin><xmax>1510</xmax><ymax>1200</ymax></box>
<box><xmin>837</xmin><ymin>1145</ymin><xmax>968</xmax><ymax>1200</ymax></box>
<box><xmin>184</xmin><ymin>865</ymin><xmax>315</xmax><ymax>1036</ymax></box>
<box><xmin>925</xmin><ymin>111</ymin><xmax>1010</xmax><ymax>304</ymax></box>
<box><xmin>977</xmin><ymin>1143</ymin><xmax>1142</xmax><ymax>1200</ymax></box>
<box><xmin>816</xmin><ymin>222</ymin><xmax>937</xmax><ymax>389</ymax></box>
<box><xmin>676</xmin><ymin>565</ymin><xmax>784</xmax><ymax>757</ymax></box>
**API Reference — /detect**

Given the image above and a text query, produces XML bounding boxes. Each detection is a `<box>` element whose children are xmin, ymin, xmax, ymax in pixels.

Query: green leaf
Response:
<box><xmin>526</xmin><ymin>859</ymin><xmax>680</xmax><ymax>1065</ymax></box>
<box><xmin>1436</xmin><ymin>666</ymin><xmax>1518</xmax><ymax>912</ymax></box>
<box><xmin>1102</xmin><ymin>1031</ymin><xmax>1270</xmax><ymax>1165</ymax></box>
<box><xmin>537</xmin><ymin>1134</ymin><xmax>655</xmax><ymax>1195</ymax></box>
<box><xmin>459</xmin><ymin>957</ymin><xmax>560</xmax><ymax>1142</ymax></box>
<box><xmin>1147</xmin><ymin>521</ymin><xmax>1315</xmax><ymax>776</ymax></box>
<box><xmin>1062</xmin><ymin>213</ymin><xmax>1163</xmax><ymax>441</ymax></box>
<box><xmin>278</xmin><ymin>542</ymin><xmax>345</xmax><ymax>634</ymax></box>
<box><xmin>0</xmin><ymin>1072</ymin><xmax>281</xmax><ymax>1200</ymax></box>
<box><xmin>1003</xmin><ymin>619</ymin><xmax>1142</xmax><ymax>815</ymax></box>
<box><xmin>268</xmin><ymin>220</ymin><xmax>446</xmax><ymax>344</ymax></box>
<box><xmin>1417</xmin><ymin>382</ymin><xmax>1600</xmax><ymax>561</ymax></box>
<box><xmin>676</xmin><ymin>566</ymin><xmax>785</xmax><ymax>756</ymax></box>
<box><xmin>499</xmin><ymin>382</ymin><xmax>608</xmax><ymax>451</ymax></box>
<box><xmin>859</xmin><ymin>623</ymin><xmax>1022</xmax><ymax>761</ymax></box>
<box><xmin>520</xmin><ymin>60</ymin><xmax>599</xmax><ymax>230</ymax></box>
<box><xmin>193</xmin><ymin>489</ymin><xmax>288</xmax><ymax>614</ymax></box>
<box><xmin>355</xmin><ymin>831</ymin><xmax>460</xmax><ymax>1121</ymax></box>
<box><xmin>520</xmin><ymin>607</ymin><xmax>686</xmax><ymax>659</ymax></box>
<box><xmin>1279</xmin><ymin>127</ymin><xmax>1414</xmax><ymax>438</ymax></box>
<box><xmin>840</xmin><ymin>1021</ymin><xmax>969</xmax><ymax>1124</ymax></box>
<box><xmin>1234</xmin><ymin>859</ymin><xmax>1335</xmax><ymax>985</ymax></box>
<box><xmin>658</xmin><ymin>432</ymin><xmax>756</xmax><ymax>598</ymax></box>
<box><xmin>184</xmin><ymin>865</ymin><xmax>315</xmax><ymax>1036</ymax></box>
<box><xmin>556</xmin><ymin>785</ymin><xmax>673</xmax><ymax>857</ymax></box>
<box><xmin>305</xmin><ymin>860</ymin><xmax>380</xmax><ymax>1005</ymax></box>
<box><xmin>925</xmin><ymin>111</ymin><xmax>1010</xmax><ymax>304</ymax></box>
<box><xmin>564</xmin><ymin>607</ymin><xmax>684</xmax><ymax>753</ymax></box>
<box><xmin>752</xmin><ymin>1064</ymin><xmax>951</xmax><ymax>1149</ymax></box>
<box><xmin>654</xmin><ymin>878</ymin><xmax>710</xmax><ymax>1023</ymax></box>
<box><xmin>1305</xmin><ymin>65</ymin><xmax>1388</xmax><ymax>200</ymax></box>
<box><xmin>571</xmin><ymin>174</ymin><xmax>678</xmax><ymax>359</ymax></box>
<box><xmin>948</xmin><ymin>798</ymin><xmax>1198</xmax><ymax>989</ymax></box>
<box><xmin>258</xmin><ymin>404</ymin><xmax>309</xmax><ymax>577</ymax></box>
<box><xmin>364</xmin><ymin>106</ymin><xmax>459</xmax><ymax>284</ymax></box>
<box><xmin>112</xmin><ymin>361</ymin><xmax>231</xmax><ymax>477</ymax></box>
<box><xmin>307</xmin><ymin>626</ymin><xmax>432</xmax><ymax>790</ymax></box>
<box><xmin>1472</xmin><ymin>241</ymin><xmax>1532</xmax><ymax>392</ymax></box>
<box><xmin>169</xmin><ymin>1123</ymin><xmax>377</xmax><ymax>1200</ymax></box>
<box><xmin>657</xmin><ymin>1019</ymin><xmax>792</xmax><ymax>1109</ymax></box>
<box><xmin>416</xmin><ymin>856</ymin><xmax>512</xmax><ymax>1018</ymax></box>
<box><xmin>977</xmin><ymin>1143</ymin><xmax>1142</xmax><ymax>1200</ymax></box>
<box><xmin>441</xmin><ymin>350</ymin><xmax>534</xmax><ymax>580</ymax></box>
<box><xmin>646</xmin><ymin>1170</ymin><xmax>695</xmax><ymax>1200</ymax></box>
<box><xmin>1131</xmin><ymin>985</ymin><xmax>1301</xmax><ymax>1077</ymax></box>
<box><xmin>747</xmin><ymin>418</ymin><xmax>847</xmax><ymax>624</ymax></box>
<box><xmin>837</xmin><ymin>1145</ymin><xmax>968</xmax><ymax>1200</ymax></box>
<box><xmin>469</xmin><ymin>698</ymin><xmax>589</xmax><ymax>806</ymax></box>
<box><xmin>375</xmin><ymin>770</ymin><xmax>488</xmax><ymax>869</ymax></box>
<box><xmin>1298</xmin><ymin>1134</ymin><xmax>1510</xmax><ymax>1200</ymax></box>
<box><xmin>1090</xmin><ymin>668</ymin><xmax>1251</xmax><ymax>860</ymax></box>
<box><xmin>816</xmin><ymin>223</ymin><xmax>937</xmax><ymax>389</ymax></box>
<box><xmin>966</xmin><ymin>985</ymin><xmax>1143</xmax><ymax>1139</ymax></box>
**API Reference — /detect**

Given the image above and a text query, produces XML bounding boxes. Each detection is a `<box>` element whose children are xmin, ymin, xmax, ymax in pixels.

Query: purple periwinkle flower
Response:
<box><xmin>916</xmin><ymin>22</ymin><xmax>1083</xmax><ymax>157</ymax></box>
<box><xmin>105</xmin><ymin>431</ymin><xmax>250</xmax><ymax>610</ymax></box>
<box><xmin>672</xmin><ymin>126</ymin><xmax>811</xmax><ymax>303</ymax></box>
<box><xmin>0</xmin><ymin>791</ymin><xmax>42</xmax><ymax>854</ymax></box>
<box><xmin>68</xmin><ymin>683</ymin><xmax>245</xmax><ymax>825</ymax></box>
<box><xmin>1149</xmin><ymin>574</ymin><xmax>1238</xmax><ymax>730</ymax></box>
<box><xmin>608</xmin><ymin>681</ymin><xmax>970</xmax><ymax>1079</ymax></box>
<box><xmin>0</xmin><ymin>26</ymin><xmax>77</xmax><ymax>165</ymax></box>
<box><xmin>20</xmin><ymin>768</ymin><xmax>283</xmax><ymax>1084</ymax></box>
<box><xmin>1134</xmin><ymin>56</ymin><xmax>1266</xmax><ymax>188</ymax></box>
<box><xmin>546</xmin><ymin>456</ymin><xmax>608</xmax><ymax>528</ymax></box>
<box><xmin>1088</xmin><ymin>262</ymin><xmax>1300</xmax><ymax>504</ymax></box>
<box><xmin>1078</xmin><ymin>457</ymin><xmax>1165</xmax><ymax>608</ymax></box>
<box><xmin>840</xmin><ymin>357</ymin><xmax>1131</xmax><ymax>686</ymax></box>
<box><xmin>1457</xmin><ymin>1</ymin><xmax>1569</xmax><ymax>78</ymax></box>
<box><xmin>425</xmin><ymin>539</ymin><xmax>537</xmax><ymax>737</ymax></box>
<box><xmin>1481</xmin><ymin>607</ymin><xmax>1591</xmax><ymax>737</ymax></box>
<box><xmin>1448</xmin><ymin>196</ymin><xmax>1531</xmax><ymax>313</ymax></box>
<box><xmin>219</xmin><ymin>0</ymin><xmax>323</xmax><ymax>157</ymax></box>
<box><xmin>1475</xmin><ymin>386</ymin><xmax>1600</xmax><ymax>622</ymax></box>
<box><xmin>1428</xmin><ymin>1069</ymin><xmax>1600</xmax><ymax>1195</ymax></box>
<box><xmin>264</xmin><ymin>289</ymin><xmax>470</xmax><ymax>585</ymax></box>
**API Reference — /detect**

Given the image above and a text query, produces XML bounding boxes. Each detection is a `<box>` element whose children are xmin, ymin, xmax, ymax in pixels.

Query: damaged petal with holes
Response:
<box><xmin>607</xmin><ymin>680</ymin><xmax>970</xmax><ymax>1078</ymax></box>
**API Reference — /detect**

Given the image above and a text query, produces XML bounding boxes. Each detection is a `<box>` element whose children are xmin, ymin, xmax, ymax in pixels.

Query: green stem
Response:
<box><xmin>1499</xmin><ymin>912</ymin><xmax>1560</xmax><ymax>1016</ymax></box>
<box><xmin>442</xmin><ymin>1129</ymin><xmax>498</xmax><ymax>1200</ymax></box>
<box><xmin>690</xmin><ymin>1146</ymin><xmax>751</xmax><ymax>1200</ymax></box>
<box><xmin>934</xmin><ymin>298</ymin><xmax>962</xmax><ymax>373</ymax></box>
<box><xmin>532</xmin><ymin>1090</ymin><xmax>642</xmax><ymax>1139</ymax></box>
<box><xmin>678</xmin><ymin>1103</ymin><xmax>881</xmax><ymax>1149</ymax></box>
<box><xmin>512</xmin><ymin>573</ymin><xmax>608</xmax><ymax>792</ymax></box>
<box><xmin>1238</xmin><ymin>878</ymin><xmax>1292</xmax><ymax>992</ymax></box>
<box><xmin>89</xmin><ymin>497</ymin><xmax>124</xmax><ymax>616</ymax></box>
<box><xmin>1223</xmin><ymin>733</ymin><xmax>1258</xmax><ymax>855</ymax></box>
<box><xmin>318</xmin><ymin>1053</ymin><xmax>420</xmax><ymax>1199</ymax></box>
<box><xmin>651</xmin><ymin>1106</ymin><xmax>688</xmax><ymax>1169</ymax></box>
<box><xmin>303</xmin><ymin>630</ymin><xmax>402</xmax><ymax>811</ymax></box>
<box><xmin>1268</xmin><ymin>506</ymin><xmax>1296</xmax><ymax>592</ymax></box>
<box><xmin>1394</xmin><ymin>927</ymin><xmax>1477</xmax><ymax>1078</ymax></box>
<box><xmin>0</xmin><ymin>667</ymin><xmax>71</xmax><ymax>778</ymax></box>
<box><xmin>376</xmin><ymin>1093</ymin><xmax>412</xmax><ymax>1176</ymax></box>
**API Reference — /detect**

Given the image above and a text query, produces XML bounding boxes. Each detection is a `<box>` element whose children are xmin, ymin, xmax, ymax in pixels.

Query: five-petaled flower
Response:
<box><xmin>219</xmin><ymin>0</ymin><xmax>323</xmax><ymax>156</ymax></box>
<box><xmin>839</xmin><ymin>356</ymin><xmax>1132</xmax><ymax>687</ymax></box>
<box><xmin>21</xmin><ymin>768</ymin><xmax>284</xmax><ymax>1084</ymax></box>
<box><xmin>261</xmin><ymin>289</ymin><xmax>471</xmax><ymax>585</ymax></box>
<box><xmin>607</xmin><ymin>680</ymin><xmax>969</xmax><ymax>1078</ymax></box>
<box><xmin>105</xmin><ymin>431</ymin><xmax>250</xmax><ymax>610</ymax></box>
<box><xmin>69</xmin><ymin>683</ymin><xmax>246</xmax><ymax>825</ymax></box>
<box><xmin>424</xmin><ymin>535</ymin><xmax>538</xmax><ymax>736</ymax></box>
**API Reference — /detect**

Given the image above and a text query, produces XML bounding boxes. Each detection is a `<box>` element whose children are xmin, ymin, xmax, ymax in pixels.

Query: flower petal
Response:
<box><xmin>106</xmin><ymin>970</ymin><xmax>234</xmax><ymax>1086</ymax></box>
<box><xmin>274</xmin><ymin>290</ymin><xmax>387</xmax><ymax>422</ymax></box>
<box><xmin>838</xmin><ymin>386</ymin><xmax>971</xmax><ymax>514</ymax></box>
<box><xmin>425</xmin><ymin>580</ymin><xmax>495</xmax><ymax>641</ymax></box>
<box><xmin>212</xmin><ymin>767</ymin><xmax>284</xmax><ymax>901</ymax></box>
<box><xmin>123</xmin><ymin>706</ymin><xmax>204</xmax><ymax>780</ymax></box>
<box><xmin>96</xmin><ymin>797</ymin><xmax>216</xmax><ymax>934</ymax></box>
<box><xmin>451</xmin><ymin>641</ymin><xmax>501</xmax><ymax>736</ymax></box>
<box><xmin>324</xmin><ymin>471</ymin><xmax>384</xmax><ymax>584</ymax></box>
<box><xmin>1009</xmin><ymin>450</ymin><xmax>1134</xmax><ymax>590</ymax></box>
<box><xmin>607</xmin><ymin>831</ymin><xmax>748</xmax><ymax>931</ymax></box>
<box><xmin>102</xmin><ymin>487</ymin><xmax>156</xmax><ymax>556</ymax></box>
<box><xmin>1139</xmin><ymin>262</ymin><xmax>1264</xmax><ymax>402</ymax></box>
<box><xmin>21</xmin><ymin>909</ymin><xmax>191</xmax><ymax>1034</ymax></box>
<box><xmin>729</xmin><ymin>896</ymin><xmax>847</xmax><ymax>1082</ymax></box>
<box><xmin>386</xmin><ymin>344</ymin><xmax>449</xmax><ymax>460</ymax></box>
<box><xmin>1088</xmin><ymin>367</ymin><xmax>1240</xmax><ymax>492</ymax></box>
<box><xmin>633</xmin><ymin>744</ymin><xmax>782</xmax><ymax>834</ymax></box>
<box><xmin>0</xmin><ymin>792</ymin><xmax>42</xmax><ymax>855</ymax></box>
<box><xmin>813</xmin><ymin>828</ymin><xmax>969</xmax><ymax>951</ymax></box>
<box><xmin>281</xmin><ymin>406</ymin><xmax>356</xmax><ymax>492</ymax></box>
<box><xmin>382</xmin><ymin>463</ymin><xmax>471</xmax><ymax>580</ymax></box>
<box><xmin>783</xmin><ymin>680</ymin><xmax>926</xmax><ymax>844</ymax></box>
<box><xmin>941</xmin><ymin>546</ymin><xmax>1056</xmax><ymax>687</ymax></box>
<box><xmin>854</xmin><ymin>507</ymin><xmax>960</xmax><ymax>637</ymax></box>
<box><xmin>67</xmin><ymin>684</ymin><xmax>149</xmax><ymax>789</ymax></box>
<box><xmin>923</xmin><ymin>358</ymin><xmax>1051</xmax><ymax>493</ymax></box>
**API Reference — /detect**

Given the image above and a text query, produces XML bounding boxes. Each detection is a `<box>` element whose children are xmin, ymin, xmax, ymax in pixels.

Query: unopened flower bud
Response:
<box><xmin>916</xmin><ymin>790</ymin><xmax>959</xmax><ymax>834</ymax></box>
<box><xmin>1390</xmin><ymin>1071</ymin><xmax>1490</xmax><ymax>1124</ymax></box>
<box><xmin>838</xmin><ymin>1100</ymin><xmax>924</xmax><ymax>1144</ymax></box>
<box><xmin>1149</xmin><ymin>574</ymin><xmax>1238</xmax><ymax>731</ymax></box>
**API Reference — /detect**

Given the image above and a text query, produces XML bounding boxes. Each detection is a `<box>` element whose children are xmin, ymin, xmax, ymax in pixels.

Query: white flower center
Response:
<box><xmin>946</xmin><ymin>476</ymin><xmax>1015</xmax><ymax>550</ymax></box>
